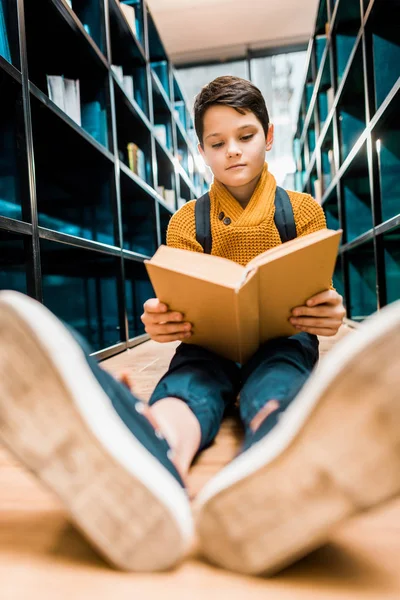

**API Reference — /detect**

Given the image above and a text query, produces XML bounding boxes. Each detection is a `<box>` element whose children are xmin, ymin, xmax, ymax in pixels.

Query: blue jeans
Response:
<box><xmin>149</xmin><ymin>332</ymin><xmax>319</xmax><ymax>451</ymax></box>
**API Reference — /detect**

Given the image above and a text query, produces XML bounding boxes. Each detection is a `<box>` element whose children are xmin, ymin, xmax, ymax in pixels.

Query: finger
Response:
<box><xmin>293</xmin><ymin>325</ymin><xmax>338</xmax><ymax>336</ymax></box>
<box><xmin>291</xmin><ymin>306</ymin><xmax>343</xmax><ymax>318</ymax></box>
<box><xmin>143</xmin><ymin>298</ymin><xmax>168</xmax><ymax>313</ymax></box>
<box><xmin>305</xmin><ymin>290</ymin><xmax>341</xmax><ymax>307</ymax></box>
<box><xmin>153</xmin><ymin>332</ymin><xmax>192</xmax><ymax>343</ymax></box>
<box><xmin>141</xmin><ymin>310</ymin><xmax>184</xmax><ymax>325</ymax></box>
<box><xmin>146</xmin><ymin>322</ymin><xmax>192</xmax><ymax>336</ymax></box>
<box><xmin>290</xmin><ymin>317</ymin><xmax>342</xmax><ymax>329</ymax></box>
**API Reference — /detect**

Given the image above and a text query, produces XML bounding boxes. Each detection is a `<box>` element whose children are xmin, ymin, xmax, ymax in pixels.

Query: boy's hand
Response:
<box><xmin>289</xmin><ymin>290</ymin><xmax>346</xmax><ymax>337</ymax></box>
<box><xmin>141</xmin><ymin>298</ymin><xmax>192</xmax><ymax>343</ymax></box>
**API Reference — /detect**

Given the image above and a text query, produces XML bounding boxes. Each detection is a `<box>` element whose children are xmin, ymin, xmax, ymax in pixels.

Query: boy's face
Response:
<box><xmin>198</xmin><ymin>105</ymin><xmax>274</xmax><ymax>188</ymax></box>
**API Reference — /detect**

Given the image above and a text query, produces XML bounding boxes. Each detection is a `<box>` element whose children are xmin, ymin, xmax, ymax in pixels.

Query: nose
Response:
<box><xmin>226</xmin><ymin>139</ymin><xmax>242</xmax><ymax>157</ymax></box>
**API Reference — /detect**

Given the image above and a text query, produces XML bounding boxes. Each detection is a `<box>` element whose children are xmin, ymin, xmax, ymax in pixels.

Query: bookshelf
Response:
<box><xmin>294</xmin><ymin>0</ymin><xmax>400</xmax><ymax>321</ymax></box>
<box><xmin>0</xmin><ymin>0</ymin><xmax>207</xmax><ymax>358</ymax></box>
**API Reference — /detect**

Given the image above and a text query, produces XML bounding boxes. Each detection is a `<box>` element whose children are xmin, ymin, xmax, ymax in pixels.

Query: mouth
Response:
<box><xmin>226</xmin><ymin>164</ymin><xmax>246</xmax><ymax>170</ymax></box>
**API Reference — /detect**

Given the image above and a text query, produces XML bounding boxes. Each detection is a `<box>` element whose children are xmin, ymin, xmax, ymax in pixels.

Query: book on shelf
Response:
<box><xmin>111</xmin><ymin>64</ymin><xmax>124</xmax><ymax>84</ymax></box>
<box><xmin>122</xmin><ymin>75</ymin><xmax>134</xmax><ymax>101</ymax></box>
<box><xmin>119</xmin><ymin>2</ymin><xmax>137</xmax><ymax>37</ymax></box>
<box><xmin>81</xmin><ymin>100</ymin><xmax>107</xmax><ymax>146</ymax></box>
<box><xmin>46</xmin><ymin>75</ymin><xmax>81</xmax><ymax>126</ymax></box>
<box><xmin>0</xmin><ymin>0</ymin><xmax>11</xmax><ymax>63</ymax></box>
<box><xmin>313</xmin><ymin>179</ymin><xmax>322</xmax><ymax>205</ymax></box>
<box><xmin>164</xmin><ymin>189</ymin><xmax>176</xmax><ymax>211</ymax></box>
<box><xmin>145</xmin><ymin>229</ymin><xmax>342</xmax><ymax>364</ymax></box>
<box><xmin>127</xmin><ymin>143</ymin><xmax>146</xmax><ymax>180</ymax></box>
<box><xmin>154</xmin><ymin>124</ymin><xmax>168</xmax><ymax>147</ymax></box>
<box><xmin>327</xmin><ymin>87</ymin><xmax>335</xmax><ymax>112</ymax></box>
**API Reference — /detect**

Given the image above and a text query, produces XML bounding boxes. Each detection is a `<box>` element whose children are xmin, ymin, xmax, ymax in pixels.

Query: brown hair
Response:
<box><xmin>194</xmin><ymin>75</ymin><xmax>270</xmax><ymax>147</ymax></box>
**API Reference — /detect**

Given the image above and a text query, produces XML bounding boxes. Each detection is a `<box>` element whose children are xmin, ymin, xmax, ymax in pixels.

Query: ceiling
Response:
<box><xmin>146</xmin><ymin>0</ymin><xmax>320</xmax><ymax>66</ymax></box>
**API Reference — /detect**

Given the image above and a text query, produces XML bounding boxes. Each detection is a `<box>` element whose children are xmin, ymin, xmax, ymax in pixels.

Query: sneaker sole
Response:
<box><xmin>0</xmin><ymin>291</ymin><xmax>193</xmax><ymax>572</ymax></box>
<box><xmin>195</xmin><ymin>300</ymin><xmax>400</xmax><ymax>575</ymax></box>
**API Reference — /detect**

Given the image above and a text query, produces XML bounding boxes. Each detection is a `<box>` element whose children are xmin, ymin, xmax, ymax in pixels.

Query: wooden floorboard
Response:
<box><xmin>2</xmin><ymin>325</ymin><xmax>400</xmax><ymax>599</ymax></box>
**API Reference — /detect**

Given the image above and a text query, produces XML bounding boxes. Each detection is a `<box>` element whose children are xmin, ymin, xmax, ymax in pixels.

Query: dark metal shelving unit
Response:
<box><xmin>0</xmin><ymin>0</ymin><xmax>206</xmax><ymax>359</ymax></box>
<box><xmin>294</xmin><ymin>0</ymin><xmax>400</xmax><ymax>321</ymax></box>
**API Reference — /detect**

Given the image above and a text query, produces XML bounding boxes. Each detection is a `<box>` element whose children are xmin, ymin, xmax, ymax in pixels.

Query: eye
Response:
<box><xmin>212</xmin><ymin>142</ymin><xmax>223</xmax><ymax>149</ymax></box>
<box><xmin>241</xmin><ymin>134</ymin><xmax>253</xmax><ymax>141</ymax></box>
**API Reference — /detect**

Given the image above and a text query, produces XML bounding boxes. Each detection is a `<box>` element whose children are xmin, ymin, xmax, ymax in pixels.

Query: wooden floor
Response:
<box><xmin>3</xmin><ymin>325</ymin><xmax>400</xmax><ymax>599</ymax></box>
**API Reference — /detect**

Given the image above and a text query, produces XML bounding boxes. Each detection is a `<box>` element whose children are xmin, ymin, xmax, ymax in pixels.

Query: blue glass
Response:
<box><xmin>348</xmin><ymin>241</ymin><xmax>377</xmax><ymax>319</ymax></box>
<box><xmin>124</xmin><ymin>259</ymin><xmax>153</xmax><ymax>339</ymax></box>
<box><xmin>379</xmin><ymin>130</ymin><xmax>400</xmax><ymax>223</ymax></box>
<box><xmin>383</xmin><ymin>229</ymin><xmax>400</xmax><ymax>304</ymax></box>
<box><xmin>373</xmin><ymin>33</ymin><xmax>400</xmax><ymax>109</ymax></box>
<box><xmin>0</xmin><ymin>231</ymin><xmax>28</xmax><ymax>293</ymax></box>
<box><xmin>336</xmin><ymin>34</ymin><xmax>357</xmax><ymax>84</ymax></box>
<box><xmin>40</xmin><ymin>240</ymin><xmax>121</xmax><ymax>351</ymax></box>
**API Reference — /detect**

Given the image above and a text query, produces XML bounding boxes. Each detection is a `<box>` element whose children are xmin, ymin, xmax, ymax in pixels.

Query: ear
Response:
<box><xmin>266</xmin><ymin>124</ymin><xmax>274</xmax><ymax>152</ymax></box>
<box><xmin>198</xmin><ymin>143</ymin><xmax>209</xmax><ymax>166</ymax></box>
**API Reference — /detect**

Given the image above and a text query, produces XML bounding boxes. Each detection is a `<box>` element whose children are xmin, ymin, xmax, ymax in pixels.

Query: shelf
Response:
<box><xmin>124</xmin><ymin>257</ymin><xmax>153</xmax><ymax>339</ymax></box>
<box><xmin>0</xmin><ymin>0</ymin><xmax>209</xmax><ymax>357</ymax></box>
<box><xmin>365</xmin><ymin>0</ymin><xmax>400</xmax><ymax>114</ymax></box>
<box><xmin>332</xmin><ymin>0</ymin><xmax>362</xmax><ymax>87</ymax></box>
<box><xmin>109</xmin><ymin>0</ymin><xmax>145</xmax><ymax>57</ymax></box>
<box><xmin>341</xmin><ymin>141</ymin><xmax>373</xmax><ymax>243</ymax></box>
<box><xmin>24</xmin><ymin>0</ymin><xmax>110</xmax><ymax>148</ymax></box>
<box><xmin>114</xmin><ymin>84</ymin><xmax>153</xmax><ymax>184</ymax></box>
<box><xmin>374</xmin><ymin>105</ymin><xmax>400</xmax><ymax>223</ymax></box>
<box><xmin>347</xmin><ymin>239</ymin><xmax>377</xmax><ymax>319</ymax></box>
<box><xmin>0</xmin><ymin>73</ymin><xmax>26</xmax><ymax>223</ymax></box>
<box><xmin>382</xmin><ymin>226</ymin><xmax>400</xmax><ymax>304</ymax></box>
<box><xmin>30</xmin><ymin>92</ymin><xmax>117</xmax><ymax>245</ymax></box>
<box><xmin>337</xmin><ymin>45</ymin><xmax>366</xmax><ymax>164</ymax></box>
<box><xmin>0</xmin><ymin>228</ymin><xmax>29</xmax><ymax>294</ymax></box>
<box><xmin>109</xmin><ymin>0</ymin><xmax>149</xmax><ymax>117</ymax></box>
<box><xmin>63</xmin><ymin>0</ymin><xmax>107</xmax><ymax>55</ymax></box>
<box><xmin>157</xmin><ymin>201</ymin><xmax>172</xmax><ymax>246</ymax></box>
<box><xmin>120</xmin><ymin>166</ymin><xmax>157</xmax><ymax>256</ymax></box>
<box><xmin>40</xmin><ymin>237</ymin><xmax>122</xmax><ymax>351</ymax></box>
<box><xmin>0</xmin><ymin>0</ymin><xmax>20</xmax><ymax>69</ymax></box>
<box><xmin>320</xmin><ymin>120</ymin><xmax>336</xmax><ymax>191</ymax></box>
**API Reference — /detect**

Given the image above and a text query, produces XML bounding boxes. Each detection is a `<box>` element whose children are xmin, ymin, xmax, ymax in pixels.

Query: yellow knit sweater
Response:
<box><xmin>167</xmin><ymin>163</ymin><xmax>327</xmax><ymax>266</ymax></box>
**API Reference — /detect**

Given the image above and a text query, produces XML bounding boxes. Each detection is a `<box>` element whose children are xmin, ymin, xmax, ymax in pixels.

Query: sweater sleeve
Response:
<box><xmin>166</xmin><ymin>200</ymin><xmax>204</xmax><ymax>253</ymax></box>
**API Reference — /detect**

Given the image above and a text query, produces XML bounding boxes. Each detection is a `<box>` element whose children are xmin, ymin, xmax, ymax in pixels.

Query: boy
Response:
<box><xmin>1</xmin><ymin>77</ymin><xmax>400</xmax><ymax>575</ymax></box>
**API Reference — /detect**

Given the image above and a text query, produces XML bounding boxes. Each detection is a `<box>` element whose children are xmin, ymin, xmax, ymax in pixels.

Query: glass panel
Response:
<box><xmin>40</xmin><ymin>240</ymin><xmax>121</xmax><ymax>351</ymax></box>
<box><xmin>347</xmin><ymin>240</ymin><xmax>377</xmax><ymax>320</ymax></box>
<box><xmin>0</xmin><ymin>0</ymin><xmax>20</xmax><ymax>69</ymax></box>
<box><xmin>124</xmin><ymin>258</ymin><xmax>154</xmax><ymax>339</ymax></box>
<box><xmin>0</xmin><ymin>230</ymin><xmax>28</xmax><ymax>293</ymax></box>
<box><xmin>383</xmin><ymin>228</ymin><xmax>400</xmax><ymax>304</ymax></box>
<box><xmin>342</xmin><ymin>142</ymin><xmax>372</xmax><ymax>242</ymax></box>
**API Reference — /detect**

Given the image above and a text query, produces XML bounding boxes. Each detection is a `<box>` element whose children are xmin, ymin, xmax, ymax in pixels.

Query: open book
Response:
<box><xmin>145</xmin><ymin>229</ymin><xmax>342</xmax><ymax>364</ymax></box>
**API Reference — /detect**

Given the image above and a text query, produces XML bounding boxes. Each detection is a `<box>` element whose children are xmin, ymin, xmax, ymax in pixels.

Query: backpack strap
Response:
<box><xmin>195</xmin><ymin>186</ymin><xmax>297</xmax><ymax>253</ymax></box>
<box><xmin>274</xmin><ymin>186</ymin><xmax>297</xmax><ymax>243</ymax></box>
<box><xmin>195</xmin><ymin>192</ymin><xmax>212</xmax><ymax>254</ymax></box>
